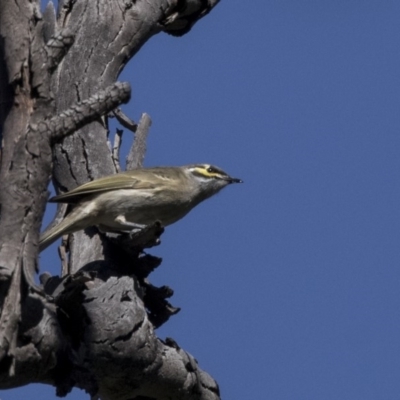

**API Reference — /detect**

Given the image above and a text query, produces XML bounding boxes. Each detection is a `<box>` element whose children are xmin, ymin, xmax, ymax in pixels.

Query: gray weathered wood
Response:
<box><xmin>126</xmin><ymin>113</ymin><xmax>152</xmax><ymax>170</ymax></box>
<box><xmin>0</xmin><ymin>0</ymin><xmax>221</xmax><ymax>398</ymax></box>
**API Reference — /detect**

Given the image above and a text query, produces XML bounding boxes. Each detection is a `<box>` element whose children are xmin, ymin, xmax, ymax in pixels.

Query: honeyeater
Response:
<box><xmin>39</xmin><ymin>164</ymin><xmax>242</xmax><ymax>251</ymax></box>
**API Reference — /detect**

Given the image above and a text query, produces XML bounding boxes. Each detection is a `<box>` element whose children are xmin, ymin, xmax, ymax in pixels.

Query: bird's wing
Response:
<box><xmin>50</xmin><ymin>172</ymin><xmax>158</xmax><ymax>203</ymax></box>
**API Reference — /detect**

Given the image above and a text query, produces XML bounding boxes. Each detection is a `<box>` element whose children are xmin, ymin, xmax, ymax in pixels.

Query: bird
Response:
<box><xmin>39</xmin><ymin>164</ymin><xmax>242</xmax><ymax>251</ymax></box>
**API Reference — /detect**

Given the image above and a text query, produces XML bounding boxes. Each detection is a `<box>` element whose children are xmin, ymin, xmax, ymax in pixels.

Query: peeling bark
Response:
<box><xmin>0</xmin><ymin>0</ymin><xmax>221</xmax><ymax>398</ymax></box>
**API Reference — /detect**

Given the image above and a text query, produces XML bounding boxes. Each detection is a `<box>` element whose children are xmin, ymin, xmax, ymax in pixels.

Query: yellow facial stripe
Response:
<box><xmin>193</xmin><ymin>166</ymin><xmax>220</xmax><ymax>179</ymax></box>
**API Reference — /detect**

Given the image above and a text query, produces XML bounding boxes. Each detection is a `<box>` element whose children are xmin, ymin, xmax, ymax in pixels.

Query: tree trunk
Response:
<box><xmin>0</xmin><ymin>0</ymin><xmax>221</xmax><ymax>398</ymax></box>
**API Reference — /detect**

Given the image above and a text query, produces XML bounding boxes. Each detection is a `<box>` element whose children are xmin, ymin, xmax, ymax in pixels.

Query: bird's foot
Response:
<box><xmin>129</xmin><ymin>225</ymin><xmax>146</xmax><ymax>238</ymax></box>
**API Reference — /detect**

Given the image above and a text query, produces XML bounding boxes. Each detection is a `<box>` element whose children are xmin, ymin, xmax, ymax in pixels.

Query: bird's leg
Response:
<box><xmin>114</xmin><ymin>215</ymin><xmax>147</xmax><ymax>234</ymax></box>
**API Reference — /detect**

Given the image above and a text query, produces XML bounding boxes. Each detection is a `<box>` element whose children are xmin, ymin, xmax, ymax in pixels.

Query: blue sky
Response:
<box><xmin>3</xmin><ymin>1</ymin><xmax>400</xmax><ymax>399</ymax></box>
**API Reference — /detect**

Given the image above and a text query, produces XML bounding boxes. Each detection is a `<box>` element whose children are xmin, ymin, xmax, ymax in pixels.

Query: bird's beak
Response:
<box><xmin>227</xmin><ymin>177</ymin><xmax>243</xmax><ymax>184</ymax></box>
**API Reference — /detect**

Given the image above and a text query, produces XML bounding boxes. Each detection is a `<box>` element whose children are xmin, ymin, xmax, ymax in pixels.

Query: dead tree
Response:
<box><xmin>0</xmin><ymin>0</ymin><xmax>221</xmax><ymax>398</ymax></box>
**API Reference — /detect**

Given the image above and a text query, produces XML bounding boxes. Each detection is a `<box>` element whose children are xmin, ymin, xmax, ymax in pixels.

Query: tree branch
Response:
<box><xmin>38</xmin><ymin>82</ymin><xmax>131</xmax><ymax>143</ymax></box>
<box><xmin>112</xmin><ymin>108</ymin><xmax>138</xmax><ymax>132</ymax></box>
<box><xmin>45</xmin><ymin>28</ymin><xmax>75</xmax><ymax>71</ymax></box>
<box><xmin>126</xmin><ymin>113</ymin><xmax>152</xmax><ymax>170</ymax></box>
<box><xmin>111</xmin><ymin>128</ymin><xmax>123</xmax><ymax>172</ymax></box>
<box><xmin>161</xmin><ymin>0</ymin><xmax>220</xmax><ymax>36</ymax></box>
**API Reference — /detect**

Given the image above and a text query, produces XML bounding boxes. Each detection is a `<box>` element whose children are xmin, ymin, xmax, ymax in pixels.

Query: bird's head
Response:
<box><xmin>184</xmin><ymin>163</ymin><xmax>242</xmax><ymax>199</ymax></box>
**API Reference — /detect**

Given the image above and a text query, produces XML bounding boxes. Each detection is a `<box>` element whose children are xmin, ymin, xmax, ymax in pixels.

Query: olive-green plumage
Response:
<box><xmin>39</xmin><ymin>164</ymin><xmax>242</xmax><ymax>251</ymax></box>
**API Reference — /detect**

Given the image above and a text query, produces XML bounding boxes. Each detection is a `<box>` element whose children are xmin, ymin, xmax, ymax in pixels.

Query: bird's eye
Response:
<box><xmin>207</xmin><ymin>167</ymin><xmax>215</xmax><ymax>173</ymax></box>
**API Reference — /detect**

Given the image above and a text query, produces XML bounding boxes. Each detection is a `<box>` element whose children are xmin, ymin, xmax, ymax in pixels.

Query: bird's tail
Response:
<box><xmin>39</xmin><ymin>208</ymin><xmax>84</xmax><ymax>252</ymax></box>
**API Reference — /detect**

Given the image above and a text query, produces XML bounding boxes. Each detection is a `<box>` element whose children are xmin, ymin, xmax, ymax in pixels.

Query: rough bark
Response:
<box><xmin>0</xmin><ymin>0</ymin><xmax>221</xmax><ymax>398</ymax></box>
